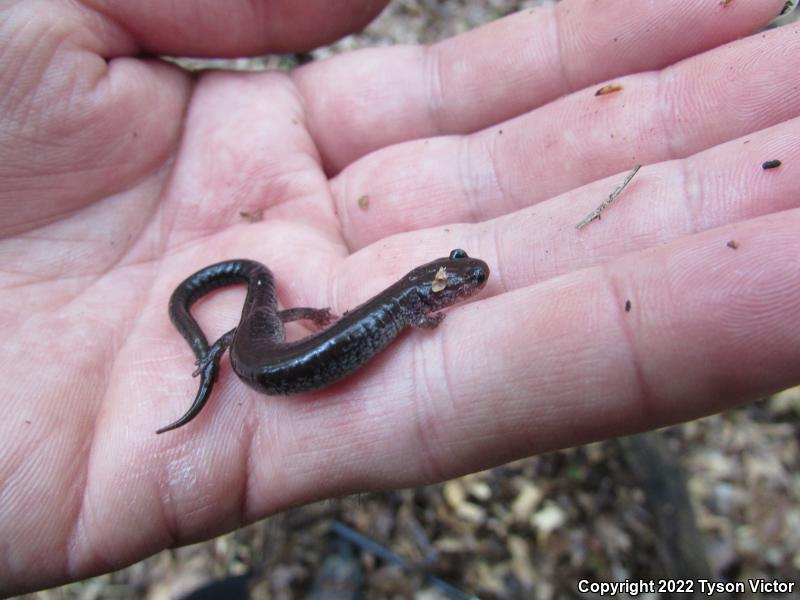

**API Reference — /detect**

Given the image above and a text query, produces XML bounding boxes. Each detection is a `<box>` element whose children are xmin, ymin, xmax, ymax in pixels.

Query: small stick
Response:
<box><xmin>576</xmin><ymin>164</ymin><xmax>641</xmax><ymax>230</ymax></box>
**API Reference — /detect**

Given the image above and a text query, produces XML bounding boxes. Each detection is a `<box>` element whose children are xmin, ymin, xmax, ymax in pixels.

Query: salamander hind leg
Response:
<box><xmin>157</xmin><ymin>329</ymin><xmax>236</xmax><ymax>434</ymax></box>
<box><xmin>191</xmin><ymin>329</ymin><xmax>235</xmax><ymax>377</ymax></box>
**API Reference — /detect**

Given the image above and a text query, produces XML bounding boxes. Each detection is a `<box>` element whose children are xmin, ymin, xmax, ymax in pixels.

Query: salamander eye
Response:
<box><xmin>449</xmin><ymin>249</ymin><xmax>468</xmax><ymax>260</ymax></box>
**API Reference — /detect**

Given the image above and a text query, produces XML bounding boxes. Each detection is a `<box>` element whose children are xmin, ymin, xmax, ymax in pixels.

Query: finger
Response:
<box><xmin>161</xmin><ymin>70</ymin><xmax>341</xmax><ymax>249</ymax></box>
<box><xmin>265</xmin><ymin>208</ymin><xmax>800</xmax><ymax>499</ymax></box>
<box><xmin>83</xmin><ymin>0</ymin><xmax>390</xmax><ymax>55</ymax></box>
<box><xmin>0</xmin><ymin>3</ymin><xmax>189</xmax><ymax>237</ymax></box>
<box><xmin>331</xmin><ymin>114</ymin><xmax>800</xmax><ymax>308</ymax></box>
<box><xmin>331</xmin><ymin>21</ymin><xmax>800</xmax><ymax>248</ymax></box>
<box><xmin>294</xmin><ymin>0</ymin><xmax>785</xmax><ymax>171</ymax></box>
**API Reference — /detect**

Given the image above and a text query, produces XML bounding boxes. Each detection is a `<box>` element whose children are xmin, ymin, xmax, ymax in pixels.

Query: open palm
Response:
<box><xmin>2</xmin><ymin>0</ymin><xmax>799</xmax><ymax>593</ymax></box>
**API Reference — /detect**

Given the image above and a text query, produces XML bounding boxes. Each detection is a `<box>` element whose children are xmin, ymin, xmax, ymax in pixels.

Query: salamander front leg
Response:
<box><xmin>414</xmin><ymin>312</ymin><xmax>446</xmax><ymax>329</ymax></box>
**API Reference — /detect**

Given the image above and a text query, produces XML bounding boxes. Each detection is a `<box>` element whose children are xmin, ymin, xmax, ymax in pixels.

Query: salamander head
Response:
<box><xmin>405</xmin><ymin>248</ymin><xmax>489</xmax><ymax>312</ymax></box>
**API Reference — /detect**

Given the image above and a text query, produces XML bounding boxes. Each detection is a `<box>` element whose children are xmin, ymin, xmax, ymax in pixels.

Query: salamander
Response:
<box><xmin>158</xmin><ymin>249</ymin><xmax>489</xmax><ymax>433</ymax></box>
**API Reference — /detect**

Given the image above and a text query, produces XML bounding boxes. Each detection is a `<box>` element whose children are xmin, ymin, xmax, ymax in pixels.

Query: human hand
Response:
<box><xmin>1</xmin><ymin>0</ymin><xmax>798</xmax><ymax>593</ymax></box>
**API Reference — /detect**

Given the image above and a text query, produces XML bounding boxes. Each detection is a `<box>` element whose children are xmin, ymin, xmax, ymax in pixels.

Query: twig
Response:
<box><xmin>575</xmin><ymin>164</ymin><xmax>641</xmax><ymax>230</ymax></box>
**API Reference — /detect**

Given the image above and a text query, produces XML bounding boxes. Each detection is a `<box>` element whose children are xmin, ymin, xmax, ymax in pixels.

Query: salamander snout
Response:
<box><xmin>447</xmin><ymin>248</ymin><xmax>489</xmax><ymax>288</ymax></box>
<box><xmin>469</xmin><ymin>265</ymin><xmax>488</xmax><ymax>286</ymax></box>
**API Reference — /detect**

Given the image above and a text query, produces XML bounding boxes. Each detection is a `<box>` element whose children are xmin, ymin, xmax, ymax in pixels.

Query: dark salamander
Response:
<box><xmin>159</xmin><ymin>249</ymin><xmax>489</xmax><ymax>433</ymax></box>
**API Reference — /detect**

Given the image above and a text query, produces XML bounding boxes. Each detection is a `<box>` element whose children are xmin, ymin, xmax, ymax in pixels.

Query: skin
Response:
<box><xmin>1</xmin><ymin>0</ymin><xmax>798</xmax><ymax>593</ymax></box>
